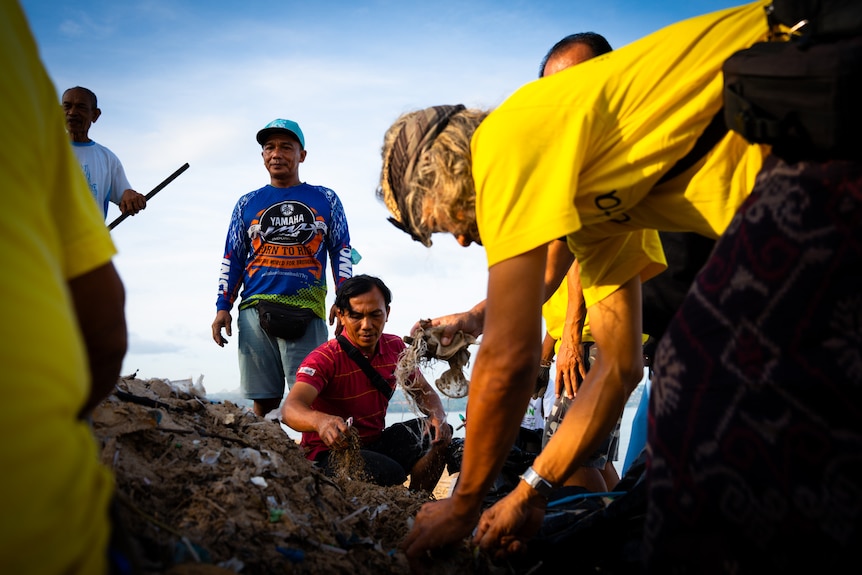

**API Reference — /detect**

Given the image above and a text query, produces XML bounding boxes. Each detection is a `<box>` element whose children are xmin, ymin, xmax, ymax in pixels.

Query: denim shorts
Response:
<box><xmin>237</xmin><ymin>305</ymin><xmax>327</xmax><ymax>401</ymax></box>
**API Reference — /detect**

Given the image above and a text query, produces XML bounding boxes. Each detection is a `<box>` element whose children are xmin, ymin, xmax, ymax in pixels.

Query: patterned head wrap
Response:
<box><xmin>379</xmin><ymin>104</ymin><xmax>466</xmax><ymax>246</ymax></box>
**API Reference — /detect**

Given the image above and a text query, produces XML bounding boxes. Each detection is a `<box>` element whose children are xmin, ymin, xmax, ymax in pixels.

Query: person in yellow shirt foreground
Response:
<box><xmin>377</xmin><ymin>0</ymin><xmax>862</xmax><ymax>571</ymax></box>
<box><xmin>411</xmin><ymin>30</ymin><xmax>622</xmax><ymax>497</ymax></box>
<box><xmin>1</xmin><ymin>2</ymin><xmax>129</xmax><ymax>573</ymax></box>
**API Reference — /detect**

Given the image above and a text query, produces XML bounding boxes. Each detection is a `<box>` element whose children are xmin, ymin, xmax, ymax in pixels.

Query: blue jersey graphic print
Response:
<box><xmin>216</xmin><ymin>183</ymin><xmax>352</xmax><ymax>318</ymax></box>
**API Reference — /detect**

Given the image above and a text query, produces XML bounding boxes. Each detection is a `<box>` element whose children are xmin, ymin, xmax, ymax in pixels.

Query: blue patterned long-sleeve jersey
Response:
<box><xmin>215</xmin><ymin>183</ymin><xmax>352</xmax><ymax>319</ymax></box>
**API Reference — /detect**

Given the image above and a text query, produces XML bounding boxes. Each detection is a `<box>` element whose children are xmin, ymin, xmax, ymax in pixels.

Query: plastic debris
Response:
<box><xmin>276</xmin><ymin>546</ymin><xmax>305</xmax><ymax>563</ymax></box>
<box><xmin>268</xmin><ymin>508</ymin><xmax>285</xmax><ymax>523</ymax></box>
<box><xmin>200</xmin><ymin>450</ymin><xmax>221</xmax><ymax>465</ymax></box>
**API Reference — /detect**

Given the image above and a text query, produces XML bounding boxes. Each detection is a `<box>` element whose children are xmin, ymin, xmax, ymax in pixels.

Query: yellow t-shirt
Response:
<box><xmin>543</xmin><ymin>278</ymin><xmax>647</xmax><ymax>354</ymax></box>
<box><xmin>474</xmin><ymin>0</ymin><xmax>771</xmax><ymax>307</ymax></box>
<box><xmin>0</xmin><ymin>3</ymin><xmax>117</xmax><ymax>573</ymax></box>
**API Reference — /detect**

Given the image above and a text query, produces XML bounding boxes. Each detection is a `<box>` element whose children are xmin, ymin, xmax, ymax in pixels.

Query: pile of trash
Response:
<box><xmin>91</xmin><ymin>376</ymin><xmax>487</xmax><ymax>574</ymax></box>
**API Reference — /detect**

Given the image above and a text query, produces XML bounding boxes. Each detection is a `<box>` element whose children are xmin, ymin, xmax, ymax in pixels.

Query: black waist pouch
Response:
<box><xmin>723</xmin><ymin>35</ymin><xmax>862</xmax><ymax>161</ymax></box>
<box><xmin>257</xmin><ymin>301</ymin><xmax>317</xmax><ymax>340</ymax></box>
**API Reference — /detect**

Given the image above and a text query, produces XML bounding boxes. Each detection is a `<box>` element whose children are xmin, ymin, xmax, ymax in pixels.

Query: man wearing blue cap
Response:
<box><xmin>212</xmin><ymin>119</ymin><xmax>354</xmax><ymax>417</ymax></box>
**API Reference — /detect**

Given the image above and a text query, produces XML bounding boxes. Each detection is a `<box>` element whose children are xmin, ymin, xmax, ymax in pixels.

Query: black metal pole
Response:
<box><xmin>108</xmin><ymin>162</ymin><xmax>190</xmax><ymax>230</ymax></box>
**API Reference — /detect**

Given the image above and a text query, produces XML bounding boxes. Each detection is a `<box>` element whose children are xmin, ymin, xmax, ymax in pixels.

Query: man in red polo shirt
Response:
<box><xmin>282</xmin><ymin>274</ymin><xmax>452</xmax><ymax>491</ymax></box>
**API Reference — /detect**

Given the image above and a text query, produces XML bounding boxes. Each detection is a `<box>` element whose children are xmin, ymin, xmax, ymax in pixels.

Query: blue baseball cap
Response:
<box><xmin>256</xmin><ymin>119</ymin><xmax>305</xmax><ymax>148</ymax></box>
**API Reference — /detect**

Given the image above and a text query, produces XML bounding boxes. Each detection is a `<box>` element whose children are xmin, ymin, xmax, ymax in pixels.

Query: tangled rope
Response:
<box><xmin>396</xmin><ymin>320</ymin><xmax>477</xmax><ymax>399</ymax></box>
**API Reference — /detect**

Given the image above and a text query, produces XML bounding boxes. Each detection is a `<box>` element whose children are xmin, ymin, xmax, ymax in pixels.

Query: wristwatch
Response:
<box><xmin>520</xmin><ymin>466</ymin><xmax>555</xmax><ymax>499</ymax></box>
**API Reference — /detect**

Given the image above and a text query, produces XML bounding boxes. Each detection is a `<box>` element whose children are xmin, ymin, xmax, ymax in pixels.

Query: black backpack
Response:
<box><xmin>723</xmin><ymin>0</ymin><xmax>862</xmax><ymax>161</ymax></box>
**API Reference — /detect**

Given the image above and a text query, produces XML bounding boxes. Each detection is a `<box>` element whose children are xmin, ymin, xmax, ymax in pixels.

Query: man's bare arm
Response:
<box><xmin>69</xmin><ymin>262</ymin><xmax>127</xmax><ymax>418</ymax></box>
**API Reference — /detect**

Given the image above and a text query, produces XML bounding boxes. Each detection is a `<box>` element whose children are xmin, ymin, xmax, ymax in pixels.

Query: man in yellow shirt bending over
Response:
<box><xmin>1</xmin><ymin>2</ymin><xmax>128</xmax><ymax>573</ymax></box>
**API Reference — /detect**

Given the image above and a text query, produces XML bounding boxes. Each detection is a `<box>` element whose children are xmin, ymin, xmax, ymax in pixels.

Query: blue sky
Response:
<box><xmin>20</xmin><ymin>0</ymin><xmax>743</xmax><ymax>394</ymax></box>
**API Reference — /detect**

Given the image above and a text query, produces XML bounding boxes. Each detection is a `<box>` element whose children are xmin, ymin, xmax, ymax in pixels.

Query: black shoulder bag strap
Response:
<box><xmin>336</xmin><ymin>335</ymin><xmax>394</xmax><ymax>401</ymax></box>
<box><xmin>656</xmin><ymin>108</ymin><xmax>728</xmax><ymax>186</ymax></box>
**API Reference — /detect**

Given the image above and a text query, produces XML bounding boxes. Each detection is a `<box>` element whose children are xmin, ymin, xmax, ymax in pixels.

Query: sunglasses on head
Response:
<box><xmin>387</xmin><ymin>217</ymin><xmax>431</xmax><ymax>246</ymax></box>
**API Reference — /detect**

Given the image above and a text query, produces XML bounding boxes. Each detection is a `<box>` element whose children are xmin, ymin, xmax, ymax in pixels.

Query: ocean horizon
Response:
<box><xmin>385</xmin><ymin>379</ymin><xmax>644</xmax><ymax>477</ymax></box>
<box><xmin>271</xmin><ymin>377</ymin><xmax>647</xmax><ymax>478</ymax></box>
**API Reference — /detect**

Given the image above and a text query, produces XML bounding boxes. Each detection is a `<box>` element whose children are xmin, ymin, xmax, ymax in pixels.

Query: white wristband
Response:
<box><xmin>520</xmin><ymin>466</ymin><xmax>555</xmax><ymax>499</ymax></box>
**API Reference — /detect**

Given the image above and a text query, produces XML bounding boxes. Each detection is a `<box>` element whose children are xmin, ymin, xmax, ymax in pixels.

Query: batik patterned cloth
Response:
<box><xmin>645</xmin><ymin>155</ymin><xmax>862</xmax><ymax>572</ymax></box>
